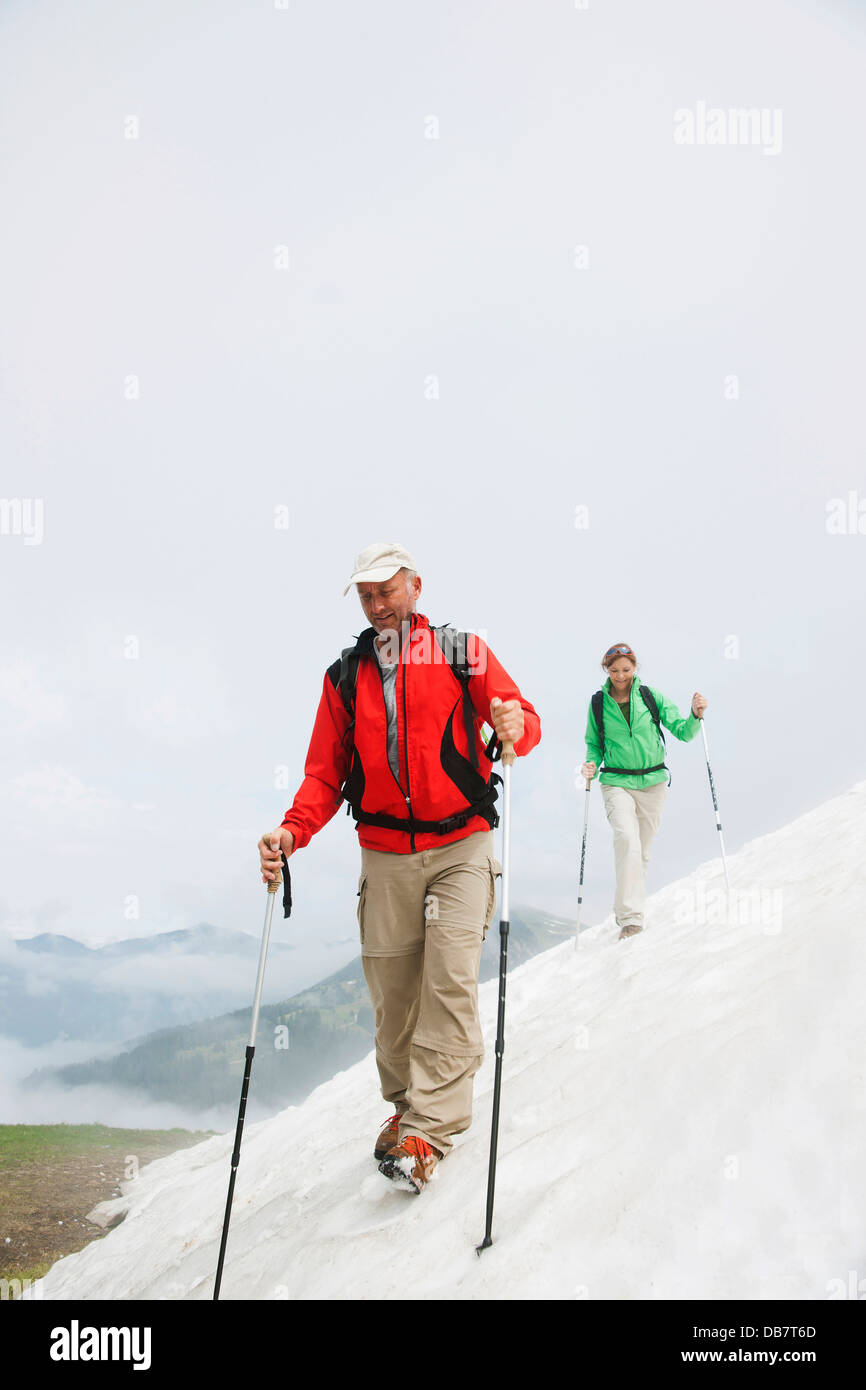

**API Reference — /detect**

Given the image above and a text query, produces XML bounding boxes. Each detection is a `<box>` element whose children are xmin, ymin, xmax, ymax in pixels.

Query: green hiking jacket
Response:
<box><xmin>584</xmin><ymin>677</ymin><xmax>701</xmax><ymax>789</ymax></box>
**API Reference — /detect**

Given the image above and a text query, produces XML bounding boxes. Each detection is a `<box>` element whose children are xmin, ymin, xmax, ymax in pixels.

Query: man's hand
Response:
<box><xmin>692</xmin><ymin>693</ymin><xmax>708</xmax><ymax>719</ymax></box>
<box><xmin>581</xmin><ymin>761</ymin><xmax>597</xmax><ymax>781</ymax></box>
<box><xmin>258</xmin><ymin>827</ymin><xmax>294</xmax><ymax>885</ymax></box>
<box><xmin>490</xmin><ymin>697</ymin><xmax>524</xmax><ymax>748</ymax></box>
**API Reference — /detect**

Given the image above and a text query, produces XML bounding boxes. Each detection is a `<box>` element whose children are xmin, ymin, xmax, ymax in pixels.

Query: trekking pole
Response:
<box><xmin>476</xmin><ymin>736</ymin><xmax>514</xmax><ymax>1255</ymax></box>
<box><xmin>214</xmin><ymin>842</ymin><xmax>290</xmax><ymax>1300</ymax></box>
<box><xmin>699</xmin><ymin>719</ymin><xmax>730</xmax><ymax>894</ymax></box>
<box><xmin>573</xmin><ymin>775</ymin><xmax>592</xmax><ymax>951</ymax></box>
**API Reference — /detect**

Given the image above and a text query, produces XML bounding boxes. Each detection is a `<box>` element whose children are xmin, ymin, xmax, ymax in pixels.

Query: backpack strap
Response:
<box><xmin>591</xmin><ymin>689</ymin><xmax>606</xmax><ymax>758</ymax></box>
<box><xmin>333</xmin><ymin>632</ymin><xmax>374</xmax><ymax>815</ymax></box>
<box><xmin>638</xmin><ymin>684</ymin><xmax>665</xmax><ymax>752</ymax></box>
<box><xmin>638</xmin><ymin>683</ymin><xmax>671</xmax><ymax>785</ymax></box>
<box><xmin>337</xmin><ymin>646</ymin><xmax>361</xmax><ymax>721</ymax></box>
<box><xmin>335</xmin><ymin>626</ymin><xmax>378</xmax><ymax>720</ymax></box>
<box><xmin>432</xmin><ymin>624</ymin><xmax>486</xmax><ymax>770</ymax></box>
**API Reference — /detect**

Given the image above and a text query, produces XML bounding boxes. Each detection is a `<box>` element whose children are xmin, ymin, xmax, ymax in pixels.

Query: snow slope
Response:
<box><xmin>30</xmin><ymin>783</ymin><xmax>866</xmax><ymax>1300</ymax></box>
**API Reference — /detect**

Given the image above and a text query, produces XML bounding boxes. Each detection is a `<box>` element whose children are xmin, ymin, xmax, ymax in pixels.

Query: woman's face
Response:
<box><xmin>607</xmin><ymin>657</ymin><xmax>636</xmax><ymax>694</ymax></box>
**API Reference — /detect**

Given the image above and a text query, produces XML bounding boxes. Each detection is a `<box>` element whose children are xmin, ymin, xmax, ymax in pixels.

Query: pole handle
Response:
<box><xmin>262</xmin><ymin>833</ymin><xmax>283</xmax><ymax>893</ymax></box>
<box><xmin>501</xmin><ymin>740</ymin><xmax>515</xmax><ymax>767</ymax></box>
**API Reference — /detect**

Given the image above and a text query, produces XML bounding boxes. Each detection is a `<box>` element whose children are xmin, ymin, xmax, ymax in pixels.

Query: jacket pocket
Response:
<box><xmin>483</xmin><ymin>856</ymin><xmax>502</xmax><ymax>939</ymax></box>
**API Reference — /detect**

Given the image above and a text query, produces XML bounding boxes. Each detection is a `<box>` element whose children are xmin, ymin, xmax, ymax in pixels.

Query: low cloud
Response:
<box><xmin>0</xmin><ymin>1035</ymin><xmax>234</xmax><ymax>1131</ymax></box>
<box><xmin>0</xmin><ymin>924</ymin><xmax>305</xmax><ymax>1051</ymax></box>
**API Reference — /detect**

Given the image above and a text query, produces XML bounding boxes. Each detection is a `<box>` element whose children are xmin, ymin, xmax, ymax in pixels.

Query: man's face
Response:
<box><xmin>357</xmin><ymin>569</ymin><xmax>422</xmax><ymax>635</ymax></box>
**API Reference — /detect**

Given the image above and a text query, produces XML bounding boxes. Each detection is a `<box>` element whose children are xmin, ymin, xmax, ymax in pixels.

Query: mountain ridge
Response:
<box><xmin>27</xmin><ymin>906</ymin><xmax>575</xmax><ymax>1121</ymax></box>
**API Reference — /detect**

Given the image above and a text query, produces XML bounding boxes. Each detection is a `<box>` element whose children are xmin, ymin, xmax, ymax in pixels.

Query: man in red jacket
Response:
<box><xmin>258</xmin><ymin>542</ymin><xmax>540</xmax><ymax>1193</ymax></box>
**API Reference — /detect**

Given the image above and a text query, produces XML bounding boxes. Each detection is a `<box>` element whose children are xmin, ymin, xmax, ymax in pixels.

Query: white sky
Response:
<box><xmin>2</xmin><ymin>0</ymin><xmax>865</xmax><ymax>995</ymax></box>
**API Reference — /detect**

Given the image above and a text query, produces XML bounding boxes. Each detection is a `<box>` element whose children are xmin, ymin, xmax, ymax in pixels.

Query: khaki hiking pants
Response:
<box><xmin>357</xmin><ymin>829</ymin><xmax>501</xmax><ymax>1156</ymax></box>
<box><xmin>600</xmin><ymin>782</ymin><xmax>668</xmax><ymax>929</ymax></box>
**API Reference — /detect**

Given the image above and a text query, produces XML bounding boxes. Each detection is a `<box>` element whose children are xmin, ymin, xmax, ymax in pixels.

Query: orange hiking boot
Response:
<box><xmin>378</xmin><ymin>1136</ymin><xmax>442</xmax><ymax>1194</ymax></box>
<box><xmin>373</xmin><ymin>1112</ymin><xmax>402</xmax><ymax>1160</ymax></box>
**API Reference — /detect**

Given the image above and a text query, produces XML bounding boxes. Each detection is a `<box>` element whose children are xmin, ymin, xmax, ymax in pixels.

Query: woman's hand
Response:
<box><xmin>581</xmin><ymin>761</ymin><xmax>597</xmax><ymax>781</ymax></box>
<box><xmin>692</xmin><ymin>693</ymin><xmax>708</xmax><ymax>719</ymax></box>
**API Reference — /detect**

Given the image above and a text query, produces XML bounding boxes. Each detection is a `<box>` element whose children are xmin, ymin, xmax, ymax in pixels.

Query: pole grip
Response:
<box><xmin>262</xmin><ymin>833</ymin><xmax>283</xmax><ymax>892</ymax></box>
<box><xmin>501</xmin><ymin>739</ymin><xmax>515</xmax><ymax>767</ymax></box>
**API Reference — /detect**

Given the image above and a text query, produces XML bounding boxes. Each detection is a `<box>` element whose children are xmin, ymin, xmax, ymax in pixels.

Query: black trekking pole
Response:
<box><xmin>213</xmin><ymin>841</ymin><xmax>291</xmax><ymax>1300</ymax></box>
<box><xmin>476</xmin><ymin>736</ymin><xmax>514</xmax><ymax>1255</ymax></box>
<box><xmin>699</xmin><ymin>718</ymin><xmax>730</xmax><ymax>894</ymax></box>
<box><xmin>573</xmin><ymin>773</ymin><xmax>592</xmax><ymax>951</ymax></box>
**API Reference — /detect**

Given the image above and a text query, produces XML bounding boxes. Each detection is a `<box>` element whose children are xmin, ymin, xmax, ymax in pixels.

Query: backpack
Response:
<box><xmin>591</xmin><ymin>685</ymin><xmax>668</xmax><ymax>778</ymax></box>
<box><xmin>337</xmin><ymin>624</ymin><xmax>502</xmax><ymax>771</ymax></box>
<box><xmin>335</xmin><ymin>624</ymin><xmax>502</xmax><ymax>836</ymax></box>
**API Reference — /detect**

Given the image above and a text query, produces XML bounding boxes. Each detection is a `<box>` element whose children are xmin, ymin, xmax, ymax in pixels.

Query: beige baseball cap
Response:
<box><xmin>343</xmin><ymin>541</ymin><xmax>418</xmax><ymax>596</ymax></box>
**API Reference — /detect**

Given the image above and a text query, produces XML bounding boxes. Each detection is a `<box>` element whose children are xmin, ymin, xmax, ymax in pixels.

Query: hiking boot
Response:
<box><xmin>373</xmin><ymin>1112</ymin><xmax>403</xmax><ymax>1160</ymax></box>
<box><xmin>378</xmin><ymin>1136</ymin><xmax>442</xmax><ymax>1194</ymax></box>
<box><xmin>618</xmin><ymin>922</ymin><xmax>643</xmax><ymax>940</ymax></box>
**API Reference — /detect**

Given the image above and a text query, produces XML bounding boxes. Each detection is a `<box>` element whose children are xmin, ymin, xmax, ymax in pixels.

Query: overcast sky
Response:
<box><xmin>2</xmin><ymin>0</ymin><xmax>865</xmax><ymax>1002</ymax></box>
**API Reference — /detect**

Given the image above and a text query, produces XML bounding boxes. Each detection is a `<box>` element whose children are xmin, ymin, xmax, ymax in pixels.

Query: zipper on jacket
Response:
<box><xmin>374</xmin><ymin>648</ymin><xmax>414</xmax><ymax>806</ymax></box>
<box><xmin>401</xmin><ymin>617</ymin><xmax>415</xmax><ymax>852</ymax></box>
<box><xmin>608</xmin><ymin>681</ymin><xmax>635</xmax><ymax>736</ymax></box>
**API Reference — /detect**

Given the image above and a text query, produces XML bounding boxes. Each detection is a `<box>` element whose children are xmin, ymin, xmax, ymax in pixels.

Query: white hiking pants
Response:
<box><xmin>600</xmin><ymin>782</ymin><xmax>668</xmax><ymax>929</ymax></box>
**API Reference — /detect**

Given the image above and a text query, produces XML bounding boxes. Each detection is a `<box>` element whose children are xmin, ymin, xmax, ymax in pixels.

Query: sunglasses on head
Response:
<box><xmin>605</xmin><ymin>645</ymin><xmax>634</xmax><ymax>659</ymax></box>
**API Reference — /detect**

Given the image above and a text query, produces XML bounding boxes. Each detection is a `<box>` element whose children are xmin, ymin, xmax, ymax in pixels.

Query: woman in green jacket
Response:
<box><xmin>580</xmin><ymin>643</ymin><xmax>707</xmax><ymax>940</ymax></box>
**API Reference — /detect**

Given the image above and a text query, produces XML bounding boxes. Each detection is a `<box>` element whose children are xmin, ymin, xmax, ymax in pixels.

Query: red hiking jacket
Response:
<box><xmin>281</xmin><ymin>612</ymin><xmax>540</xmax><ymax>854</ymax></box>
